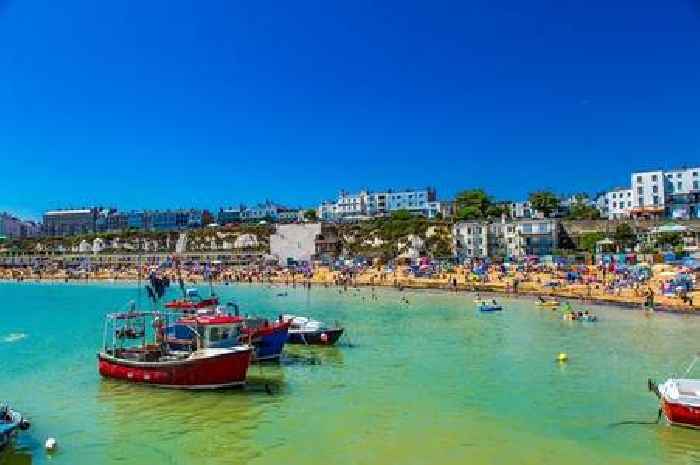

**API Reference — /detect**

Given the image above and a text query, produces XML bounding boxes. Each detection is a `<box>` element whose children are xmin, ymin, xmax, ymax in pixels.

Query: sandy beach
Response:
<box><xmin>2</xmin><ymin>263</ymin><xmax>697</xmax><ymax>313</ymax></box>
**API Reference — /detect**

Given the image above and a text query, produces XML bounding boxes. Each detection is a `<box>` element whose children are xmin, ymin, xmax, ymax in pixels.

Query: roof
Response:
<box><xmin>45</xmin><ymin>209</ymin><xmax>92</xmax><ymax>215</ymax></box>
<box><xmin>652</xmin><ymin>224</ymin><xmax>687</xmax><ymax>233</ymax></box>
<box><xmin>177</xmin><ymin>315</ymin><xmax>242</xmax><ymax>326</ymax></box>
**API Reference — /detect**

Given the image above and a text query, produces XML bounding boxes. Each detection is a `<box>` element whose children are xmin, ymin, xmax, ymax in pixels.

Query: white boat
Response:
<box><xmin>650</xmin><ymin>355</ymin><xmax>700</xmax><ymax>428</ymax></box>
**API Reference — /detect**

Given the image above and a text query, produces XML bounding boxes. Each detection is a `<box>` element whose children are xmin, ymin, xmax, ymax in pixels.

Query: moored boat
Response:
<box><xmin>650</xmin><ymin>355</ymin><xmax>700</xmax><ymax>428</ymax></box>
<box><xmin>167</xmin><ymin>312</ymin><xmax>290</xmax><ymax>362</ymax></box>
<box><xmin>478</xmin><ymin>304</ymin><xmax>503</xmax><ymax>312</ymax></box>
<box><xmin>165</xmin><ymin>288</ymin><xmax>219</xmax><ymax>311</ymax></box>
<box><xmin>242</xmin><ymin>317</ymin><xmax>291</xmax><ymax>360</ymax></box>
<box><xmin>98</xmin><ymin>310</ymin><xmax>252</xmax><ymax>389</ymax></box>
<box><xmin>0</xmin><ymin>403</ymin><xmax>30</xmax><ymax>450</ymax></box>
<box><xmin>284</xmin><ymin>315</ymin><xmax>344</xmax><ymax>345</ymax></box>
<box><xmin>536</xmin><ymin>297</ymin><xmax>560</xmax><ymax>308</ymax></box>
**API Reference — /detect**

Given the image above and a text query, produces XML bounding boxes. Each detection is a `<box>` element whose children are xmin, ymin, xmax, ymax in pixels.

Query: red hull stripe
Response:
<box><xmin>98</xmin><ymin>350</ymin><xmax>251</xmax><ymax>388</ymax></box>
<box><xmin>662</xmin><ymin>399</ymin><xmax>700</xmax><ymax>428</ymax></box>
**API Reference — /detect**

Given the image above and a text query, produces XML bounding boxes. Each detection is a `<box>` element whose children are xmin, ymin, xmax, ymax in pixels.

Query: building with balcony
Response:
<box><xmin>318</xmin><ymin>188</ymin><xmax>441</xmax><ymax>222</ymax></box>
<box><xmin>453</xmin><ymin>219</ymin><xmax>558</xmax><ymax>260</ymax></box>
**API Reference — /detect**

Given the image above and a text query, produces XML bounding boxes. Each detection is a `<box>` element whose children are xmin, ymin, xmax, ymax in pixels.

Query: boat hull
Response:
<box><xmin>252</xmin><ymin>326</ymin><xmax>290</xmax><ymax>361</ymax></box>
<box><xmin>0</xmin><ymin>410</ymin><xmax>26</xmax><ymax>450</ymax></box>
<box><xmin>661</xmin><ymin>399</ymin><xmax>700</xmax><ymax>428</ymax></box>
<box><xmin>287</xmin><ymin>328</ymin><xmax>344</xmax><ymax>345</ymax></box>
<box><xmin>98</xmin><ymin>349</ymin><xmax>251</xmax><ymax>389</ymax></box>
<box><xmin>479</xmin><ymin>306</ymin><xmax>502</xmax><ymax>312</ymax></box>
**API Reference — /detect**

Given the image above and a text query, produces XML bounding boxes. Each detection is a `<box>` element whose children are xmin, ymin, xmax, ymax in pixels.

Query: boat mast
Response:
<box><xmin>137</xmin><ymin>253</ymin><xmax>142</xmax><ymax>308</ymax></box>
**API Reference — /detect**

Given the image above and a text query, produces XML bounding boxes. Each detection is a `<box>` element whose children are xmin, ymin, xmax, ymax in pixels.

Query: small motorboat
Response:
<box><xmin>284</xmin><ymin>315</ymin><xmax>344</xmax><ymax>345</ymax></box>
<box><xmin>98</xmin><ymin>310</ymin><xmax>252</xmax><ymax>389</ymax></box>
<box><xmin>650</xmin><ymin>355</ymin><xmax>700</xmax><ymax>428</ymax></box>
<box><xmin>478</xmin><ymin>303</ymin><xmax>503</xmax><ymax>312</ymax></box>
<box><xmin>165</xmin><ymin>288</ymin><xmax>219</xmax><ymax>311</ymax></box>
<box><xmin>536</xmin><ymin>299</ymin><xmax>560</xmax><ymax>308</ymax></box>
<box><xmin>563</xmin><ymin>313</ymin><xmax>598</xmax><ymax>322</ymax></box>
<box><xmin>0</xmin><ymin>403</ymin><xmax>30</xmax><ymax>450</ymax></box>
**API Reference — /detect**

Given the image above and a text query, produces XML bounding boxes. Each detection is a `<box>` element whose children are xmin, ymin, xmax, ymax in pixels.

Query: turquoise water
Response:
<box><xmin>1</xmin><ymin>281</ymin><xmax>700</xmax><ymax>465</ymax></box>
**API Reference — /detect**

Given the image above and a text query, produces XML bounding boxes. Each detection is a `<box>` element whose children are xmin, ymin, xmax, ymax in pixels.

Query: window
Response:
<box><xmin>677</xmin><ymin>182</ymin><xmax>682</xmax><ymax>190</ymax></box>
<box><xmin>612</xmin><ymin>193</ymin><xmax>616</xmax><ymax>199</ymax></box>
<box><xmin>638</xmin><ymin>197</ymin><xmax>644</xmax><ymax>205</ymax></box>
<box><xmin>612</xmin><ymin>201</ymin><xmax>617</xmax><ymax>208</ymax></box>
<box><xmin>637</xmin><ymin>176</ymin><xmax>642</xmax><ymax>183</ymax></box>
<box><xmin>652</xmin><ymin>175</ymin><xmax>658</xmax><ymax>182</ymax></box>
<box><xmin>628</xmin><ymin>201</ymin><xmax>632</xmax><ymax>207</ymax></box>
<box><xmin>677</xmin><ymin>173</ymin><xmax>682</xmax><ymax>178</ymax></box>
<box><xmin>694</xmin><ymin>181</ymin><xmax>699</xmax><ymax>190</ymax></box>
<box><xmin>693</xmin><ymin>171</ymin><xmax>698</xmax><ymax>177</ymax></box>
<box><xmin>653</xmin><ymin>195</ymin><xmax>659</xmax><ymax>205</ymax></box>
<box><xmin>652</xmin><ymin>185</ymin><xmax>658</xmax><ymax>193</ymax></box>
<box><xmin>637</xmin><ymin>187</ymin><xmax>643</xmax><ymax>194</ymax></box>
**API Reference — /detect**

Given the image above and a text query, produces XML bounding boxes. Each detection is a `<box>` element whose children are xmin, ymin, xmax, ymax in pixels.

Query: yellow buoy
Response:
<box><xmin>557</xmin><ymin>353</ymin><xmax>568</xmax><ymax>362</ymax></box>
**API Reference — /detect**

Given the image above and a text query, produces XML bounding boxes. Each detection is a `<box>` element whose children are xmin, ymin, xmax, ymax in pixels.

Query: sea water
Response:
<box><xmin>1</xmin><ymin>281</ymin><xmax>699</xmax><ymax>465</ymax></box>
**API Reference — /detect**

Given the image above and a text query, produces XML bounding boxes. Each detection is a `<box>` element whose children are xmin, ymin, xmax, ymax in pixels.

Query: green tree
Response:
<box><xmin>614</xmin><ymin>223</ymin><xmax>636</xmax><ymax>249</ymax></box>
<box><xmin>455</xmin><ymin>189</ymin><xmax>491</xmax><ymax>219</ymax></box>
<box><xmin>567</xmin><ymin>203</ymin><xmax>601</xmax><ymax>220</ymax></box>
<box><xmin>528</xmin><ymin>191</ymin><xmax>560</xmax><ymax>217</ymax></box>
<box><xmin>655</xmin><ymin>232</ymin><xmax>683</xmax><ymax>249</ymax></box>
<box><xmin>304</xmin><ymin>209</ymin><xmax>318</xmax><ymax>221</ymax></box>
<box><xmin>578</xmin><ymin>232</ymin><xmax>606</xmax><ymax>253</ymax></box>
<box><xmin>486</xmin><ymin>203</ymin><xmax>509</xmax><ymax>219</ymax></box>
<box><xmin>390</xmin><ymin>209</ymin><xmax>413</xmax><ymax>221</ymax></box>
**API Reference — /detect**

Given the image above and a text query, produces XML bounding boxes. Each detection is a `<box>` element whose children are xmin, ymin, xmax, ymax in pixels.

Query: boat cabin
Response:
<box><xmin>170</xmin><ymin>315</ymin><xmax>245</xmax><ymax>350</ymax></box>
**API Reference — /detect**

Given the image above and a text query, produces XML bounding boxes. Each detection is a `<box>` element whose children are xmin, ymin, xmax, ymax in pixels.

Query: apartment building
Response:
<box><xmin>453</xmin><ymin>219</ymin><xmax>558</xmax><ymax>260</ymax></box>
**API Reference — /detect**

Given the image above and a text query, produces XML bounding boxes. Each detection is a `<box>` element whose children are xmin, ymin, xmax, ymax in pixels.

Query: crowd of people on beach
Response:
<box><xmin>1</xmin><ymin>257</ymin><xmax>698</xmax><ymax>312</ymax></box>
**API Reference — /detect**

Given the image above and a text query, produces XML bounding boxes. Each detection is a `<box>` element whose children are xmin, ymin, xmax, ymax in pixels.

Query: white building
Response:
<box><xmin>452</xmin><ymin>221</ymin><xmax>489</xmax><ymax>258</ymax></box>
<box><xmin>92</xmin><ymin>238</ymin><xmax>105</xmax><ymax>254</ymax></box>
<box><xmin>318</xmin><ymin>188</ymin><xmax>441</xmax><ymax>222</ymax></box>
<box><xmin>663</xmin><ymin>167</ymin><xmax>700</xmax><ymax>219</ymax></box>
<box><xmin>233</xmin><ymin>234</ymin><xmax>259</xmax><ymax>249</ymax></box>
<box><xmin>453</xmin><ymin>219</ymin><xmax>558</xmax><ymax>260</ymax></box>
<box><xmin>269</xmin><ymin>223</ymin><xmax>323</xmax><ymax>265</ymax></box>
<box><xmin>78</xmin><ymin>240</ymin><xmax>91</xmax><ymax>253</ymax></box>
<box><xmin>631</xmin><ymin>170</ymin><xmax>666</xmax><ymax>218</ymax></box>
<box><xmin>630</xmin><ymin>167</ymin><xmax>700</xmax><ymax>219</ymax></box>
<box><xmin>508</xmin><ymin>202</ymin><xmax>537</xmax><ymax>219</ymax></box>
<box><xmin>596</xmin><ymin>188</ymin><xmax>632</xmax><ymax>220</ymax></box>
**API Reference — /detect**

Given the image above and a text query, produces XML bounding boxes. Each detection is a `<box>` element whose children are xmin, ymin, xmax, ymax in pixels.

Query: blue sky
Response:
<box><xmin>1</xmin><ymin>0</ymin><xmax>699</xmax><ymax>220</ymax></box>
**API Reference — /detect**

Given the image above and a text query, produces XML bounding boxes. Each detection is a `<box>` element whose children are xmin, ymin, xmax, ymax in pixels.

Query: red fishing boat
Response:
<box><xmin>649</xmin><ymin>355</ymin><xmax>700</xmax><ymax>428</ymax></box>
<box><xmin>165</xmin><ymin>288</ymin><xmax>219</xmax><ymax>311</ymax></box>
<box><xmin>98</xmin><ymin>309</ymin><xmax>252</xmax><ymax>389</ymax></box>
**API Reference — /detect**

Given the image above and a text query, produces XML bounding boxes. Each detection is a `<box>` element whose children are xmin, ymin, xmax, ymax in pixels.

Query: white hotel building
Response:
<box><xmin>318</xmin><ymin>188</ymin><xmax>443</xmax><ymax>221</ymax></box>
<box><xmin>630</xmin><ymin>167</ymin><xmax>700</xmax><ymax>219</ymax></box>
